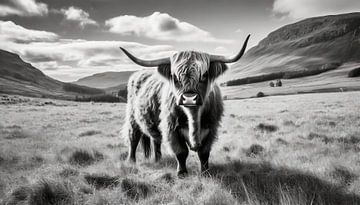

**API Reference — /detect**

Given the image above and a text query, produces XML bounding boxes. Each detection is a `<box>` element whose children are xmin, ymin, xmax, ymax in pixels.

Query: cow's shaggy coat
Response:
<box><xmin>121</xmin><ymin>34</ymin><xmax>250</xmax><ymax>176</ymax></box>
<box><xmin>122</xmin><ymin>51</ymin><xmax>226</xmax><ymax>176</ymax></box>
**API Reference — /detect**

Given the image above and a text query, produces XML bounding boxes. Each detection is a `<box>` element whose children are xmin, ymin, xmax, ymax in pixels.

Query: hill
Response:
<box><xmin>0</xmin><ymin>49</ymin><xmax>104</xmax><ymax>99</ymax></box>
<box><xmin>224</xmin><ymin>12</ymin><xmax>360</xmax><ymax>81</ymax></box>
<box><xmin>221</xmin><ymin>12</ymin><xmax>360</xmax><ymax>98</ymax></box>
<box><xmin>73</xmin><ymin>71</ymin><xmax>134</xmax><ymax>89</ymax></box>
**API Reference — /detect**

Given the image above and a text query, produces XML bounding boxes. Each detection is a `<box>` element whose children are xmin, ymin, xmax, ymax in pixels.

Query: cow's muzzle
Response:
<box><xmin>179</xmin><ymin>92</ymin><xmax>202</xmax><ymax>107</ymax></box>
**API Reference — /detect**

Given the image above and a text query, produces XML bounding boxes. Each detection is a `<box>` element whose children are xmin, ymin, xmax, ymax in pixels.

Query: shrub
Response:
<box><xmin>256</xmin><ymin>92</ymin><xmax>265</xmax><ymax>98</ymax></box>
<box><xmin>269</xmin><ymin>81</ymin><xmax>275</xmax><ymax>87</ymax></box>
<box><xmin>118</xmin><ymin>89</ymin><xmax>128</xmax><ymax>99</ymax></box>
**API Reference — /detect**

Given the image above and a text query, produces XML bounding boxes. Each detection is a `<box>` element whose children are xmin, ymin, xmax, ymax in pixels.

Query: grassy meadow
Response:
<box><xmin>0</xmin><ymin>91</ymin><xmax>360</xmax><ymax>205</ymax></box>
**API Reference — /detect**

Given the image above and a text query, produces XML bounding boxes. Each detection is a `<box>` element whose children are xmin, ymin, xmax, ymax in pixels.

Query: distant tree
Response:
<box><xmin>118</xmin><ymin>89</ymin><xmax>128</xmax><ymax>99</ymax></box>
<box><xmin>269</xmin><ymin>81</ymin><xmax>275</xmax><ymax>87</ymax></box>
<box><xmin>276</xmin><ymin>79</ymin><xmax>282</xmax><ymax>87</ymax></box>
<box><xmin>256</xmin><ymin>92</ymin><xmax>265</xmax><ymax>98</ymax></box>
<box><xmin>348</xmin><ymin>67</ymin><xmax>360</xmax><ymax>77</ymax></box>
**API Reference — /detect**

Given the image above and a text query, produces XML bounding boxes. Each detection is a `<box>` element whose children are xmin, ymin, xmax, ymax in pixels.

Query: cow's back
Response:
<box><xmin>126</xmin><ymin>70</ymin><xmax>164</xmax><ymax>138</ymax></box>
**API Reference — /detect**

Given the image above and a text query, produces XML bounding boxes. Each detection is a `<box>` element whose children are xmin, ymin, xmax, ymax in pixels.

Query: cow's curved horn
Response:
<box><xmin>120</xmin><ymin>47</ymin><xmax>171</xmax><ymax>67</ymax></box>
<box><xmin>210</xmin><ymin>34</ymin><xmax>250</xmax><ymax>63</ymax></box>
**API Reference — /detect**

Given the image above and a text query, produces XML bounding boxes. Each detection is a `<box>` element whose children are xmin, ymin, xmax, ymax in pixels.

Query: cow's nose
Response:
<box><xmin>180</xmin><ymin>92</ymin><xmax>199</xmax><ymax>106</ymax></box>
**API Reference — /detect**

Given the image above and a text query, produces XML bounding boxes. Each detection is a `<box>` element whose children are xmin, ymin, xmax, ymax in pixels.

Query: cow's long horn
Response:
<box><xmin>210</xmin><ymin>34</ymin><xmax>250</xmax><ymax>63</ymax></box>
<box><xmin>120</xmin><ymin>47</ymin><xmax>171</xmax><ymax>67</ymax></box>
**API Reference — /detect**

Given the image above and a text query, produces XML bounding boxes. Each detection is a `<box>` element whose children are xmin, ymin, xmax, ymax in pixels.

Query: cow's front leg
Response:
<box><xmin>198</xmin><ymin>150</ymin><xmax>210</xmax><ymax>174</ymax></box>
<box><xmin>169</xmin><ymin>132</ymin><xmax>189</xmax><ymax>178</ymax></box>
<box><xmin>197</xmin><ymin>129</ymin><xmax>214</xmax><ymax>175</ymax></box>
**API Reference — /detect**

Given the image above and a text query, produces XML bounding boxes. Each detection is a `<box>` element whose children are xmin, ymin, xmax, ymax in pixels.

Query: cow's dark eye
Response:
<box><xmin>200</xmin><ymin>73</ymin><xmax>208</xmax><ymax>83</ymax></box>
<box><xmin>173</xmin><ymin>75</ymin><xmax>180</xmax><ymax>86</ymax></box>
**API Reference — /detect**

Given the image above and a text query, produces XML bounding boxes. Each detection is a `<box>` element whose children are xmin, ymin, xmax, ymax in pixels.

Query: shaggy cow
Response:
<box><xmin>121</xmin><ymin>35</ymin><xmax>250</xmax><ymax>176</ymax></box>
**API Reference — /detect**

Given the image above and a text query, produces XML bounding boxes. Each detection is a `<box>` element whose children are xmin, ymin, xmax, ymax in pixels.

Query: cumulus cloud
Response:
<box><xmin>0</xmin><ymin>0</ymin><xmax>48</xmax><ymax>16</ymax></box>
<box><xmin>61</xmin><ymin>6</ymin><xmax>98</xmax><ymax>28</ymax></box>
<box><xmin>0</xmin><ymin>20</ymin><xmax>58</xmax><ymax>43</ymax></box>
<box><xmin>214</xmin><ymin>46</ymin><xmax>230</xmax><ymax>55</ymax></box>
<box><xmin>272</xmin><ymin>0</ymin><xmax>360</xmax><ymax>19</ymax></box>
<box><xmin>105</xmin><ymin>11</ymin><xmax>231</xmax><ymax>43</ymax></box>
<box><xmin>0</xmin><ymin>21</ymin><xmax>174</xmax><ymax>81</ymax></box>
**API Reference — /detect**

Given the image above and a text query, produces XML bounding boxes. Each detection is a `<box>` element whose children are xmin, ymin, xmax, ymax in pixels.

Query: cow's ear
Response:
<box><xmin>157</xmin><ymin>64</ymin><xmax>171</xmax><ymax>79</ymax></box>
<box><xmin>209</xmin><ymin>62</ymin><xmax>228</xmax><ymax>80</ymax></box>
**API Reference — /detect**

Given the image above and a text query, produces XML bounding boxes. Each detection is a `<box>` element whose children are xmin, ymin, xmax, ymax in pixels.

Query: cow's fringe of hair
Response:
<box><xmin>170</xmin><ymin>51</ymin><xmax>210</xmax><ymax>77</ymax></box>
<box><xmin>141</xmin><ymin>135</ymin><xmax>151</xmax><ymax>158</ymax></box>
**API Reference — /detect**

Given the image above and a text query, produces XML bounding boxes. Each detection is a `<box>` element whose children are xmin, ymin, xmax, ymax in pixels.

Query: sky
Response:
<box><xmin>1</xmin><ymin>0</ymin><xmax>360</xmax><ymax>82</ymax></box>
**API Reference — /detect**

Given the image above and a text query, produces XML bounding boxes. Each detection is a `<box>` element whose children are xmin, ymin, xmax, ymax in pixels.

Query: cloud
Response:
<box><xmin>61</xmin><ymin>6</ymin><xmax>98</xmax><ymax>28</ymax></box>
<box><xmin>235</xmin><ymin>28</ymin><xmax>243</xmax><ymax>33</ymax></box>
<box><xmin>0</xmin><ymin>20</ymin><xmax>58</xmax><ymax>43</ymax></box>
<box><xmin>105</xmin><ymin>11</ymin><xmax>232</xmax><ymax>43</ymax></box>
<box><xmin>0</xmin><ymin>0</ymin><xmax>48</xmax><ymax>16</ymax></box>
<box><xmin>0</xmin><ymin>21</ymin><xmax>174</xmax><ymax>82</ymax></box>
<box><xmin>214</xmin><ymin>46</ymin><xmax>230</xmax><ymax>55</ymax></box>
<box><xmin>272</xmin><ymin>0</ymin><xmax>360</xmax><ymax>19</ymax></box>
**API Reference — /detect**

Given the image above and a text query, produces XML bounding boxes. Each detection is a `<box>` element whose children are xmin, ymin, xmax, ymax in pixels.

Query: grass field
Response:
<box><xmin>1</xmin><ymin>91</ymin><xmax>360</xmax><ymax>204</ymax></box>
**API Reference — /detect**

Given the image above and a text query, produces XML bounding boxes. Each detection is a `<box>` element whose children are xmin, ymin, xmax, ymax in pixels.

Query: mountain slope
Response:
<box><xmin>0</xmin><ymin>49</ymin><xmax>104</xmax><ymax>99</ymax></box>
<box><xmin>225</xmin><ymin>12</ymin><xmax>360</xmax><ymax>81</ymax></box>
<box><xmin>73</xmin><ymin>71</ymin><xmax>134</xmax><ymax>89</ymax></box>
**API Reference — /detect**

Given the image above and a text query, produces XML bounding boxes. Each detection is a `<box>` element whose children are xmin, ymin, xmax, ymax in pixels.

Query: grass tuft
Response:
<box><xmin>59</xmin><ymin>166</ymin><xmax>79</xmax><ymax>178</ymax></box>
<box><xmin>68</xmin><ymin>149</ymin><xmax>104</xmax><ymax>166</ymax></box>
<box><xmin>29</xmin><ymin>179</ymin><xmax>75</xmax><ymax>205</ymax></box>
<box><xmin>4</xmin><ymin>129</ymin><xmax>30</xmax><ymax>139</ymax></box>
<box><xmin>156</xmin><ymin>173</ymin><xmax>175</xmax><ymax>184</ymax></box>
<box><xmin>256</xmin><ymin>123</ymin><xmax>278</xmax><ymax>132</ymax></box>
<box><xmin>78</xmin><ymin>130</ymin><xmax>102</xmax><ymax>137</ymax></box>
<box><xmin>330</xmin><ymin>166</ymin><xmax>357</xmax><ymax>185</ymax></box>
<box><xmin>84</xmin><ymin>173</ymin><xmax>119</xmax><ymax>189</ymax></box>
<box><xmin>120</xmin><ymin>178</ymin><xmax>151</xmax><ymax>201</ymax></box>
<box><xmin>245</xmin><ymin>144</ymin><xmax>265</xmax><ymax>157</ymax></box>
<box><xmin>5</xmin><ymin>179</ymin><xmax>75</xmax><ymax>205</ymax></box>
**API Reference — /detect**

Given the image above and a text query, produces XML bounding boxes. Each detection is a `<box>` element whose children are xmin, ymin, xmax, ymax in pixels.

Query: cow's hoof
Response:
<box><xmin>177</xmin><ymin>170</ymin><xmax>188</xmax><ymax>178</ymax></box>
<box><xmin>127</xmin><ymin>157</ymin><xmax>136</xmax><ymax>164</ymax></box>
<box><xmin>200</xmin><ymin>170</ymin><xmax>211</xmax><ymax>177</ymax></box>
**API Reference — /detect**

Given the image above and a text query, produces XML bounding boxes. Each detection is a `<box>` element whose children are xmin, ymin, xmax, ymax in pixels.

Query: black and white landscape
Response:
<box><xmin>1</xmin><ymin>0</ymin><xmax>360</xmax><ymax>204</ymax></box>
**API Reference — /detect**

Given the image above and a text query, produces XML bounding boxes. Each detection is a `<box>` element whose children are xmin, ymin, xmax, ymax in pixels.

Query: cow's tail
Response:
<box><xmin>141</xmin><ymin>135</ymin><xmax>151</xmax><ymax>159</ymax></box>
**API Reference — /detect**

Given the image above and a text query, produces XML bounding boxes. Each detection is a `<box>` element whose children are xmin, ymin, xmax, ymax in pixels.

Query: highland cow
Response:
<box><xmin>121</xmin><ymin>35</ymin><xmax>250</xmax><ymax>177</ymax></box>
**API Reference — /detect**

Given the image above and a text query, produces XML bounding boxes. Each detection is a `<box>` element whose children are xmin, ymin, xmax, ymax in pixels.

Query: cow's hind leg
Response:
<box><xmin>126</xmin><ymin>122</ymin><xmax>143</xmax><ymax>163</ymax></box>
<box><xmin>169</xmin><ymin>133</ymin><xmax>189</xmax><ymax>178</ymax></box>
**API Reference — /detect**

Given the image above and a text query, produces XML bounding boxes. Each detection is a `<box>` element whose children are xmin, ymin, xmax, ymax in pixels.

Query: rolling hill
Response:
<box><xmin>0</xmin><ymin>49</ymin><xmax>104</xmax><ymax>99</ymax></box>
<box><xmin>221</xmin><ymin>12</ymin><xmax>360</xmax><ymax>99</ymax></box>
<box><xmin>73</xmin><ymin>71</ymin><xmax>134</xmax><ymax>89</ymax></box>
<box><xmin>224</xmin><ymin>12</ymin><xmax>360</xmax><ymax>81</ymax></box>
